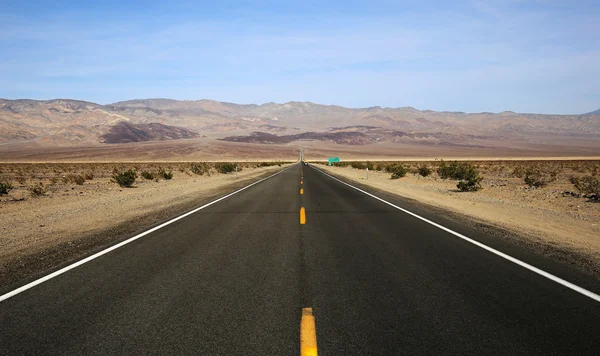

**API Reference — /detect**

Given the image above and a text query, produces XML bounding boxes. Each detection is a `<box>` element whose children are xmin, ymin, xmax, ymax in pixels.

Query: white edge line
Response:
<box><xmin>0</xmin><ymin>165</ymin><xmax>295</xmax><ymax>303</ymax></box>
<box><xmin>312</xmin><ymin>165</ymin><xmax>600</xmax><ymax>303</ymax></box>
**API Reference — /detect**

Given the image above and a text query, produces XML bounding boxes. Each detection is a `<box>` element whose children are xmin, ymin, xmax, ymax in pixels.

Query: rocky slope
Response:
<box><xmin>100</xmin><ymin>122</ymin><xmax>199</xmax><ymax>144</ymax></box>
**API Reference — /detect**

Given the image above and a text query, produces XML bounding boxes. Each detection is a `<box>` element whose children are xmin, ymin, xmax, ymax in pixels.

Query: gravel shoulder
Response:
<box><xmin>0</xmin><ymin>164</ymin><xmax>290</xmax><ymax>290</ymax></box>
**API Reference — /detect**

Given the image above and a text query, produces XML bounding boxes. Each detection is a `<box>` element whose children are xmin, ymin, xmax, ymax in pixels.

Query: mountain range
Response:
<box><xmin>1</xmin><ymin>98</ymin><xmax>599</xmax><ymax>160</ymax></box>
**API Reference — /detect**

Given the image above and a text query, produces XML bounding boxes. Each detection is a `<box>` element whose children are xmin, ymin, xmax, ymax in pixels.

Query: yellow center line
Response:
<box><xmin>300</xmin><ymin>207</ymin><xmax>306</xmax><ymax>224</ymax></box>
<box><xmin>301</xmin><ymin>308</ymin><xmax>318</xmax><ymax>356</ymax></box>
<box><xmin>300</xmin><ymin>188</ymin><xmax>304</xmax><ymax>195</ymax></box>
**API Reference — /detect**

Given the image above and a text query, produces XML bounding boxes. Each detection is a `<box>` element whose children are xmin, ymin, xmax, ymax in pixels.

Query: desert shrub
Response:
<box><xmin>510</xmin><ymin>165</ymin><xmax>525</xmax><ymax>178</ymax></box>
<box><xmin>437</xmin><ymin>160</ymin><xmax>483</xmax><ymax>191</ymax></box>
<box><xmin>141</xmin><ymin>171</ymin><xmax>155</xmax><ymax>180</ymax></box>
<box><xmin>112</xmin><ymin>169</ymin><xmax>137</xmax><ymax>188</ymax></box>
<box><xmin>457</xmin><ymin>167</ymin><xmax>483</xmax><ymax>191</ymax></box>
<box><xmin>417</xmin><ymin>164</ymin><xmax>432</xmax><ymax>177</ymax></box>
<box><xmin>50</xmin><ymin>177</ymin><xmax>59</xmax><ymax>185</ymax></box>
<box><xmin>332</xmin><ymin>161</ymin><xmax>349</xmax><ymax>167</ymax></box>
<box><xmin>84</xmin><ymin>172</ymin><xmax>94</xmax><ymax>180</ymax></box>
<box><xmin>0</xmin><ymin>181</ymin><xmax>13</xmax><ymax>195</ymax></box>
<box><xmin>350</xmin><ymin>162</ymin><xmax>367</xmax><ymax>170</ymax></box>
<box><xmin>29</xmin><ymin>184</ymin><xmax>46</xmax><ymax>197</ymax></box>
<box><xmin>215</xmin><ymin>162</ymin><xmax>237</xmax><ymax>174</ymax></box>
<box><xmin>523</xmin><ymin>166</ymin><xmax>557</xmax><ymax>188</ymax></box>
<box><xmin>572</xmin><ymin>176</ymin><xmax>600</xmax><ymax>200</ymax></box>
<box><xmin>159</xmin><ymin>169</ymin><xmax>173</xmax><ymax>180</ymax></box>
<box><xmin>15</xmin><ymin>176</ymin><xmax>26</xmax><ymax>184</ymax></box>
<box><xmin>190</xmin><ymin>162</ymin><xmax>210</xmax><ymax>175</ymax></box>
<box><xmin>389</xmin><ymin>164</ymin><xmax>408</xmax><ymax>179</ymax></box>
<box><xmin>68</xmin><ymin>174</ymin><xmax>86</xmax><ymax>185</ymax></box>
<box><xmin>438</xmin><ymin>160</ymin><xmax>476</xmax><ymax>180</ymax></box>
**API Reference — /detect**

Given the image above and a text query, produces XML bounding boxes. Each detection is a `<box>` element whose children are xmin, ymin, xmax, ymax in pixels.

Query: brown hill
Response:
<box><xmin>1</xmin><ymin>98</ymin><xmax>599</xmax><ymax>159</ymax></box>
<box><xmin>100</xmin><ymin>122</ymin><xmax>199</xmax><ymax>144</ymax></box>
<box><xmin>220</xmin><ymin>131</ymin><xmax>374</xmax><ymax>145</ymax></box>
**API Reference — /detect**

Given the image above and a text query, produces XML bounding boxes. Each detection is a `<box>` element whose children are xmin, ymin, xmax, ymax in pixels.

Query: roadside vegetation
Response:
<box><xmin>437</xmin><ymin>160</ymin><xmax>483</xmax><ymax>191</ymax></box>
<box><xmin>0</xmin><ymin>181</ymin><xmax>13</xmax><ymax>196</ymax></box>
<box><xmin>113</xmin><ymin>169</ymin><xmax>137</xmax><ymax>188</ymax></box>
<box><xmin>0</xmin><ymin>161</ymin><xmax>291</xmax><ymax>201</ymax></box>
<box><xmin>571</xmin><ymin>175</ymin><xmax>600</xmax><ymax>201</ymax></box>
<box><xmin>320</xmin><ymin>159</ymin><xmax>600</xmax><ymax>197</ymax></box>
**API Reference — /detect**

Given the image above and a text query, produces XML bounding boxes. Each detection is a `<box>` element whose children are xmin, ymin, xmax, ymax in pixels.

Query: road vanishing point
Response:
<box><xmin>2</xmin><ymin>163</ymin><xmax>600</xmax><ymax>355</ymax></box>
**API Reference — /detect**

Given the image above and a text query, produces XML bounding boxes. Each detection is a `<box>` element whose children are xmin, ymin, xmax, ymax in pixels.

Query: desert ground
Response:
<box><xmin>0</xmin><ymin>161</ymin><xmax>291</xmax><ymax>287</ymax></box>
<box><xmin>316</xmin><ymin>159</ymin><xmax>600</xmax><ymax>274</ymax></box>
<box><xmin>2</xmin><ymin>138</ymin><xmax>600</xmax><ymax>163</ymax></box>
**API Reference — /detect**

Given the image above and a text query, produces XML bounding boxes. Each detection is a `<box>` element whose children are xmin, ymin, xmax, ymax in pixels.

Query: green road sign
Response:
<box><xmin>328</xmin><ymin>157</ymin><xmax>340</xmax><ymax>166</ymax></box>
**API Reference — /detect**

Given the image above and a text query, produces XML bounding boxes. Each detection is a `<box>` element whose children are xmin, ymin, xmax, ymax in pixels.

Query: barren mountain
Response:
<box><xmin>221</xmin><ymin>131</ymin><xmax>374</xmax><ymax>145</ymax></box>
<box><xmin>100</xmin><ymin>122</ymin><xmax>199</xmax><ymax>144</ymax></box>
<box><xmin>1</xmin><ymin>98</ymin><xmax>599</xmax><ymax>159</ymax></box>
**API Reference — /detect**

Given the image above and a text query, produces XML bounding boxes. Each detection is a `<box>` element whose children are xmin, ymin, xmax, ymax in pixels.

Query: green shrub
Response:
<box><xmin>523</xmin><ymin>166</ymin><xmax>557</xmax><ymax>188</ymax></box>
<box><xmin>572</xmin><ymin>176</ymin><xmax>600</xmax><ymax>200</ymax></box>
<box><xmin>389</xmin><ymin>164</ymin><xmax>408</xmax><ymax>179</ymax></box>
<box><xmin>141</xmin><ymin>171</ymin><xmax>155</xmax><ymax>180</ymax></box>
<box><xmin>438</xmin><ymin>160</ymin><xmax>470</xmax><ymax>180</ymax></box>
<box><xmin>417</xmin><ymin>164</ymin><xmax>432</xmax><ymax>177</ymax></box>
<box><xmin>457</xmin><ymin>167</ymin><xmax>483</xmax><ymax>191</ymax></box>
<box><xmin>112</xmin><ymin>169</ymin><xmax>137</xmax><ymax>188</ymax></box>
<box><xmin>437</xmin><ymin>160</ymin><xmax>483</xmax><ymax>191</ymax></box>
<box><xmin>0</xmin><ymin>181</ymin><xmax>13</xmax><ymax>195</ymax></box>
<box><xmin>215</xmin><ymin>162</ymin><xmax>238</xmax><ymax>174</ymax></box>
<box><xmin>159</xmin><ymin>169</ymin><xmax>173</xmax><ymax>180</ymax></box>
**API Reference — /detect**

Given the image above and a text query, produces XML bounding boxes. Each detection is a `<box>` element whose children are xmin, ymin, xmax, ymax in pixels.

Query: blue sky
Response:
<box><xmin>1</xmin><ymin>0</ymin><xmax>598</xmax><ymax>114</ymax></box>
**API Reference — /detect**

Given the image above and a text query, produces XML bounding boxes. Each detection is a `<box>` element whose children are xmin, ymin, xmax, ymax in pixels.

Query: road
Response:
<box><xmin>1</xmin><ymin>163</ymin><xmax>600</xmax><ymax>355</ymax></box>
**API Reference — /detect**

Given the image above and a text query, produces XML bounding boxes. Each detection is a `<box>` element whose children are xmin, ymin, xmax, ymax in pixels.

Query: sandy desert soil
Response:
<box><xmin>316</xmin><ymin>160</ymin><xmax>600</xmax><ymax>268</ymax></box>
<box><xmin>2</xmin><ymin>137</ymin><xmax>600</xmax><ymax>163</ymax></box>
<box><xmin>0</xmin><ymin>162</ymin><xmax>290</xmax><ymax>287</ymax></box>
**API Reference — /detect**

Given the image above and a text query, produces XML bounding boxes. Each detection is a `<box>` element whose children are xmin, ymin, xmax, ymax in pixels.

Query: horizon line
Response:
<box><xmin>0</xmin><ymin>97</ymin><xmax>596</xmax><ymax>116</ymax></box>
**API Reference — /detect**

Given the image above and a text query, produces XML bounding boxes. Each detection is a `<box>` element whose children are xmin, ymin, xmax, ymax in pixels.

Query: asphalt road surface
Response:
<box><xmin>2</xmin><ymin>163</ymin><xmax>600</xmax><ymax>355</ymax></box>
